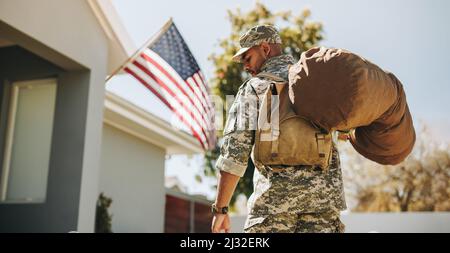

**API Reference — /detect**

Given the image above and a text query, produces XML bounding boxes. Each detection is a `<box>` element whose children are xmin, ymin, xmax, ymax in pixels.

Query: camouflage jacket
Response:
<box><xmin>215</xmin><ymin>54</ymin><xmax>347</xmax><ymax>215</ymax></box>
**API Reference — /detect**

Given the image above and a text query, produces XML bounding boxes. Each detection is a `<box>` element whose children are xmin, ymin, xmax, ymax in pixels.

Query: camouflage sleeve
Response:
<box><xmin>215</xmin><ymin>81</ymin><xmax>259</xmax><ymax>177</ymax></box>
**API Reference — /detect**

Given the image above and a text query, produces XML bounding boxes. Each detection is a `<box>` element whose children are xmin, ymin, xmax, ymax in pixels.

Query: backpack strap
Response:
<box><xmin>256</xmin><ymin>72</ymin><xmax>287</xmax><ymax>96</ymax></box>
<box><xmin>263</xmin><ymin>85</ymin><xmax>280</xmax><ymax>158</ymax></box>
<box><xmin>315</xmin><ymin>133</ymin><xmax>327</xmax><ymax>158</ymax></box>
<box><xmin>255</xmin><ymin>72</ymin><xmax>286</xmax><ymax>159</ymax></box>
<box><xmin>263</xmin><ymin>82</ymin><xmax>281</xmax><ymax>158</ymax></box>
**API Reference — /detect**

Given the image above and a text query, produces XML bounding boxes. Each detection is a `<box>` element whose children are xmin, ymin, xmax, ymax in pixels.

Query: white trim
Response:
<box><xmin>87</xmin><ymin>0</ymin><xmax>135</xmax><ymax>56</ymax></box>
<box><xmin>87</xmin><ymin>0</ymin><xmax>137</xmax><ymax>75</ymax></box>
<box><xmin>103</xmin><ymin>92</ymin><xmax>203</xmax><ymax>154</ymax></box>
<box><xmin>0</xmin><ymin>84</ymin><xmax>18</xmax><ymax>201</ymax></box>
<box><xmin>103</xmin><ymin>118</ymin><xmax>168</xmax><ymax>151</ymax></box>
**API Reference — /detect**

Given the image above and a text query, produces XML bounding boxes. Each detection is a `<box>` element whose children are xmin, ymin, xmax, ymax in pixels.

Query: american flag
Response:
<box><xmin>122</xmin><ymin>20</ymin><xmax>215</xmax><ymax>150</ymax></box>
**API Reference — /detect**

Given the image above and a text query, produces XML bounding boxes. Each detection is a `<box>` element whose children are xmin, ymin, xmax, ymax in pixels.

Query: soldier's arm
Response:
<box><xmin>214</xmin><ymin>170</ymin><xmax>240</xmax><ymax>208</ymax></box>
<box><xmin>211</xmin><ymin>82</ymin><xmax>257</xmax><ymax>233</ymax></box>
<box><xmin>214</xmin><ymin>125</ymin><xmax>254</xmax><ymax>211</ymax></box>
<box><xmin>214</xmin><ymin>84</ymin><xmax>256</xmax><ymax>204</ymax></box>
<box><xmin>211</xmin><ymin>113</ymin><xmax>254</xmax><ymax>232</ymax></box>
<box><xmin>211</xmin><ymin>170</ymin><xmax>239</xmax><ymax>233</ymax></box>
<box><xmin>215</xmin><ymin>128</ymin><xmax>254</xmax><ymax>177</ymax></box>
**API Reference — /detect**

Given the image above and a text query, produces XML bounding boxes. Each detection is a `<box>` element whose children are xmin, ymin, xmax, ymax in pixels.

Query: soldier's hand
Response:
<box><xmin>211</xmin><ymin>213</ymin><xmax>231</xmax><ymax>233</ymax></box>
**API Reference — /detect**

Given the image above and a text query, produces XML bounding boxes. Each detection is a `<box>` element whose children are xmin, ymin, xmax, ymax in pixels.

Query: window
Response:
<box><xmin>0</xmin><ymin>79</ymin><xmax>57</xmax><ymax>203</ymax></box>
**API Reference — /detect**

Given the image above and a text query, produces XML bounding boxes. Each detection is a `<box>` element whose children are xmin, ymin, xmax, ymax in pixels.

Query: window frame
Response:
<box><xmin>0</xmin><ymin>78</ymin><xmax>57</xmax><ymax>203</ymax></box>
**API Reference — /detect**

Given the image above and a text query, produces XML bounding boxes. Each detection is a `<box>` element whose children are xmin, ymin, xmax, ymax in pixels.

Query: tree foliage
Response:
<box><xmin>341</xmin><ymin>125</ymin><xmax>450</xmax><ymax>212</ymax></box>
<box><xmin>205</xmin><ymin>2</ymin><xmax>324</xmax><ymax>205</ymax></box>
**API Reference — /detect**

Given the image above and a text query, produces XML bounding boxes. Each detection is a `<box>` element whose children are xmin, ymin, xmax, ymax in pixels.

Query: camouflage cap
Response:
<box><xmin>232</xmin><ymin>24</ymin><xmax>282</xmax><ymax>62</ymax></box>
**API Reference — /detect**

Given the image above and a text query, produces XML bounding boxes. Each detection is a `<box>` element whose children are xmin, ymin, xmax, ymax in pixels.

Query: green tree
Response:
<box><xmin>204</xmin><ymin>2</ymin><xmax>324</xmax><ymax>206</ymax></box>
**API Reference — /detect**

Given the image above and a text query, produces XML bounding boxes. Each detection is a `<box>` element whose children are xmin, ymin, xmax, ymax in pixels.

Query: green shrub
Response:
<box><xmin>95</xmin><ymin>192</ymin><xmax>113</xmax><ymax>233</ymax></box>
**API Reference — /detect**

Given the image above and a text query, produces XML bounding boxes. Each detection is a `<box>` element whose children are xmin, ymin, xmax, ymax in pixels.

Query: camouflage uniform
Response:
<box><xmin>216</xmin><ymin>25</ymin><xmax>347</xmax><ymax>233</ymax></box>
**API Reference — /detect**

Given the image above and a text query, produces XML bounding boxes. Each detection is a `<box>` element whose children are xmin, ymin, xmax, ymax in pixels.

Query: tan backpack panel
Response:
<box><xmin>253</xmin><ymin>73</ymin><xmax>333</xmax><ymax>169</ymax></box>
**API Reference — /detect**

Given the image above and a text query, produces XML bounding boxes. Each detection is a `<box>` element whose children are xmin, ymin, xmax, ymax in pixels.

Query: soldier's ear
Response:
<box><xmin>260</xmin><ymin>42</ymin><xmax>271</xmax><ymax>57</ymax></box>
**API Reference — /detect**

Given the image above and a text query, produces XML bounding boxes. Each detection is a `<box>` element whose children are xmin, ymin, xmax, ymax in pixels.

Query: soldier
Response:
<box><xmin>211</xmin><ymin>25</ymin><xmax>347</xmax><ymax>233</ymax></box>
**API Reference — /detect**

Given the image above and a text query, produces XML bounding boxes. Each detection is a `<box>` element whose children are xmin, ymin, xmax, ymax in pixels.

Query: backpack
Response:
<box><xmin>253</xmin><ymin>72</ymin><xmax>333</xmax><ymax>170</ymax></box>
<box><xmin>252</xmin><ymin>46</ymin><xmax>416</xmax><ymax>167</ymax></box>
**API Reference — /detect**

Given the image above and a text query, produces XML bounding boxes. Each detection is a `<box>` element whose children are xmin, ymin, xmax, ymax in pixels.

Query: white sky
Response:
<box><xmin>107</xmin><ymin>0</ymin><xmax>450</xmax><ymax>200</ymax></box>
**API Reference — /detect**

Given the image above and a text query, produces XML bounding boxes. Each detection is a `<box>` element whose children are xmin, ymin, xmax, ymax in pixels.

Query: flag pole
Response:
<box><xmin>105</xmin><ymin>17</ymin><xmax>174</xmax><ymax>83</ymax></box>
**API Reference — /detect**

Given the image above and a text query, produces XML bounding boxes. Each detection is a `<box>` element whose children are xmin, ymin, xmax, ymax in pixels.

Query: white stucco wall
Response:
<box><xmin>99</xmin><ymin>124</ymin><xmax>166</xmax><ymax>233</ymax></box>
<box><xmin>0</xmin><ymin>0</ymin><xmax>109</xmax><ymax>70</ymax></box>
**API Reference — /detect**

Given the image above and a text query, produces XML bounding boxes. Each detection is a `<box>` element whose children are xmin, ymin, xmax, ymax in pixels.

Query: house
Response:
<box><xmin>165</xmin><ymin>176</ymin><xmax>213</xmax><ymax>233</ymax></box>
<box><xmin>101</xmin><ymin>92</ymin><xmax>202</xmax><ymax>232</ymax></box>
<box><xmin>0</xmin><ymin>0</ymin><xmax>203</xmax><ymax>232</ymax></box>
<box><xmin>165</xmin><ymin>189</ymin><xmax>212</xmax><ymax>233</ymax></box>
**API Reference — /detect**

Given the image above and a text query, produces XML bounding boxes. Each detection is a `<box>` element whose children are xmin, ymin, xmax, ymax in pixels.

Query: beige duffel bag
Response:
<box><xmin>288</xmin><ymin>47</ymin><xmax>415</xmax><ymax>165</ymax></box>
<box><xmin>253</xmin><ymin>72</ymin><xmax>333</xmax><ymax>170</ymax></box>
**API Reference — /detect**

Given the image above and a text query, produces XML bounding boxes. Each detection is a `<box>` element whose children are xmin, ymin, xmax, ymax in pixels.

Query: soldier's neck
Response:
<box><xmin>259</xmin><ymin>54</ymin><xmax>294</xmax><ymax>80</ymax></box>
